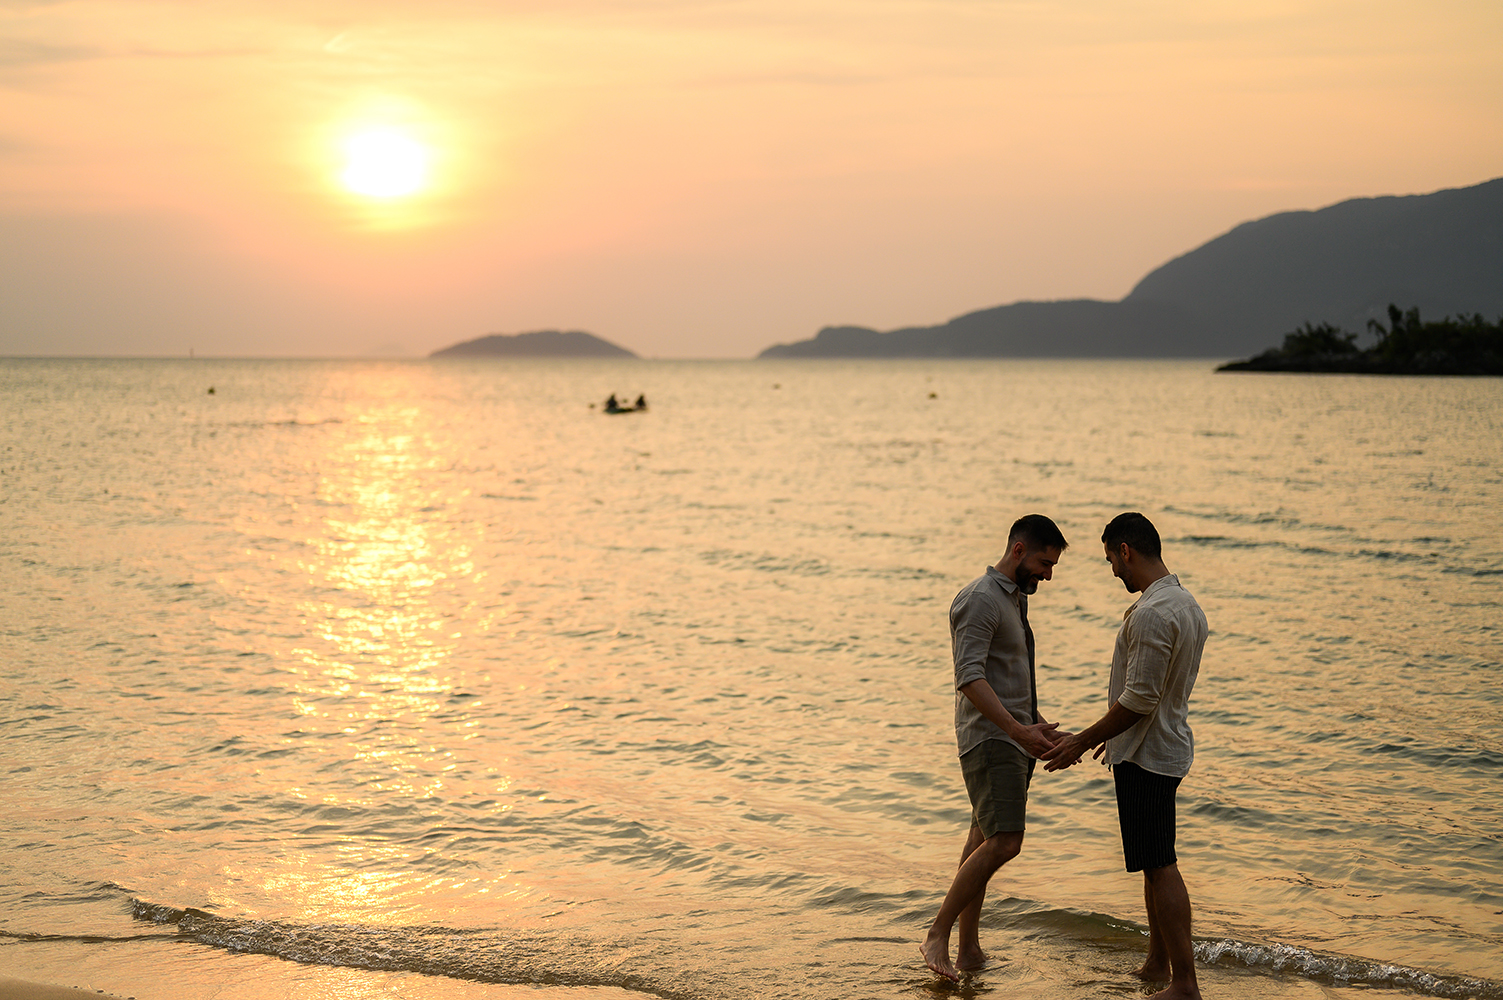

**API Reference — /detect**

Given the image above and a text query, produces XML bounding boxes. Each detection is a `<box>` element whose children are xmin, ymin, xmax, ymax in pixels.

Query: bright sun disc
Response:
<box><xmin>340</xmin><ymin>129</ymin><xmax>429</xmax><ymax>198</ymax></box>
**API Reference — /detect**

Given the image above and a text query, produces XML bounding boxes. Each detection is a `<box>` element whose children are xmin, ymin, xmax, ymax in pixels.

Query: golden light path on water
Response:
<box><xmin>221</xmin><ymin>373</ymin><xmax>530</xmax><ymax>921</ymax></box>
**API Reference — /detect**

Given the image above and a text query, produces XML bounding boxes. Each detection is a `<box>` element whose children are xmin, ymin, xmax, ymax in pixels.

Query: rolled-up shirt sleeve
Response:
<box><xmin>952</xmin><ymin>595</ymin><xmax>1000</xmax><ymax>690</ymax></box>
<box><xmin>1117</xmin><ymin>608</ymin><xmax>1173</xmax><ymax>714</ymax></box>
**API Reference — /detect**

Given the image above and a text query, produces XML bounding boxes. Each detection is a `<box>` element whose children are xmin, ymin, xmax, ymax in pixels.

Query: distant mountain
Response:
<box><xmin>761</xmin><ymin>300</ymin><xmax>1203</xmax><ymax>358</ymax></box>
<box><xmin>759</xmin><ymin>177</ymin><xmax>1503</xmax><ymax>358</ymax></box>
<box><xmin>431</xmin><ymin>330</ymin><xmax>636</xmax><ymax>358</ymax></box>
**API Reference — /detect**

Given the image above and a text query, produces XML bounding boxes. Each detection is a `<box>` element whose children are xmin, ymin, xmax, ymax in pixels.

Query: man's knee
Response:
<box><xmin>980</xmin><ymin>830</ymin><xmax>1024</xmax><ymax>866</ymax></box>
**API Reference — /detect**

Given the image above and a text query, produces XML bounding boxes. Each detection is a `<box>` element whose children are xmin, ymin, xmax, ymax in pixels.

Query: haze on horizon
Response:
<box><xmin>2</xmin><ymin>0</ymin><xmax>1500</xmax><ymax>360</ymax></box>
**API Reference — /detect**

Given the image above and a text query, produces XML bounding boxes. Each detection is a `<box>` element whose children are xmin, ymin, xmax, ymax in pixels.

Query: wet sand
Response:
<box><xmin>0</xmin><ymin>968</ymin><xmax>630</xmax><ymax>1000</ymax></box>
<box><xmin>0</xmin><ymin>978</ymin><xmax>134</xmax><ymax>1000</ymax></box>
<box><xmin>0</xmin><ymin>940</ymin><xmax>635</xmax><ymax>1000</ymax></box>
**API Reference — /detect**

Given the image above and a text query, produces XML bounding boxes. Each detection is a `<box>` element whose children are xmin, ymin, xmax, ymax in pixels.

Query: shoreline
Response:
<box><xmin>0</xmin><ymin>977</ymin><xmax>133</xmax><ymax>1000</ymax></box>
<box><xmin>0</xmin><ymin>939</ymin><xmax>640</xmax><ymax>1000</ymax></box>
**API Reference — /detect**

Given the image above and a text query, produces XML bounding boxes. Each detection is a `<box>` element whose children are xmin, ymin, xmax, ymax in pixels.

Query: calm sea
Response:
<box><xmin>1</xmin><ymin>358</ymin><xmax>1500</xmax><ymax>1000</ymax></box>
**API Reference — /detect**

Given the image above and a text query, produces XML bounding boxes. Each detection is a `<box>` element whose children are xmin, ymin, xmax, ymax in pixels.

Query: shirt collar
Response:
<box><xmin>985</xmin><ymin>565</ymin><xmax>1020</xmax><ymax>596</ymax></box>
<box><xmin>1144</xmin><ymin>573</ymin><xmax>1180</xmax><ymax>596</ymax></box>
<box><xmin>1125</xmin><ymin>573</ymin><xmax>1179</xmax><ymax>617</ymax></box>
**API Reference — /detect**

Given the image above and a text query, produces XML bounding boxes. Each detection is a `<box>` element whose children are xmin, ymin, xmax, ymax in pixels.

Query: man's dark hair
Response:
<box><xmin>1101</xmin><ymin>512</ymin><xmax>1161</xmax><ymax>558</ymax></box>
<box><xmin>1008</xmin><ymin>513</ymin><xmax>1068</xmax><ymax>552</ymax></box>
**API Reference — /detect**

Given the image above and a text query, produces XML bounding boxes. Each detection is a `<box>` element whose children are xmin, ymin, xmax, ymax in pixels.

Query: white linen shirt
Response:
<box><xmin>1104</xmin><ymin>574</ymin><xmax>1208</xmax><ymax>778</ymax></box>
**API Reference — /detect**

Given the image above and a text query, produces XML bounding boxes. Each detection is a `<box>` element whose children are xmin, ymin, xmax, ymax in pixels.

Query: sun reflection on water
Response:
<box><xmin>292</xmin><ymin>411</ymin><xmax>473</xmax><ymax>695</ymax></box>
<box><xmin>222</xmin><ymin>375</ymin><xmax>538</xmax><ymax>917</ymax></box>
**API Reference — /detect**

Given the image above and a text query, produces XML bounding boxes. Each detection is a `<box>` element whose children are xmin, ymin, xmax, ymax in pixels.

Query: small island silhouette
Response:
<box><xmin>1218</xmin><ymin>305</ymin><xmax>1503</xmax><ymax>375</ymax></box>
<box><xmin>431</xmin><ymin>330</ymin><xmax>637</xmax><ymax>358</ymax></box>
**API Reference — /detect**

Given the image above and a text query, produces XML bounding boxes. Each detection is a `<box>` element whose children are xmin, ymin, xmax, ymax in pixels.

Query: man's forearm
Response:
<box><xmin>959</xmin><ymin>679</ymin><xmax>1026</xmax><ymax>739</ymax></box>
<box><xmin>1075</xmin><ymin>700</ymin><xmax>1144</xmax><ymax>750</ymax></box>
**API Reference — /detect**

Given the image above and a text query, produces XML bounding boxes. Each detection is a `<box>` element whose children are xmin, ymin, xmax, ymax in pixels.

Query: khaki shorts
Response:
<box><xmin>960</xmin><ymin>739</ymin><xmax>1035</xmax><ymax>837</ymax></box>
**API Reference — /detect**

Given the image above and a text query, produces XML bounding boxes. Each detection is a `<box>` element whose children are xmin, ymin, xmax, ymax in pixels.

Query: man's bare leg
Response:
<box><xmin>955</xmin><ymin>825</ymin><xmax>988</xmax><ymax>971</ymax></box>
<box><xmin>920</xmin><ymin>829</ymin><xmax>1023</xmax><ymax>982</ymax></box>
<box><xmin>1133</xmin><ymin>873</ymin><xmax>1170</xmax><ymax>980</ymax></box>
<box><xmin>1141</xmin><ymin>863</ymin><xmax>1200</xmax><ymax>1000</ymax></box>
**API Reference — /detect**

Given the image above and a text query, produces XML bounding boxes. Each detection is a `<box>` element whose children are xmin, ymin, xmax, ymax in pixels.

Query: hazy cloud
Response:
<box><xmin>0</xmin><ymin>37</ymin><xmax>100</xmax><ymax>68</ymax></box>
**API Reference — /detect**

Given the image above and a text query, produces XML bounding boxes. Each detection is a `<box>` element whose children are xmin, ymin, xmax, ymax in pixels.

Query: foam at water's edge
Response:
<box><xmin>132</xmin><ymin>900</ymin><xmax>1503</xmax><ymax>1000</ymax></box>
<box><xmin>1200</xmin><ymin>939</ymin><xmax>1503</xmax><ymax>999</ymax></box>
<box><xmin>130</xmin><ymin>900</ymin><xmax>688</xmax><ymax>999</ymax></box>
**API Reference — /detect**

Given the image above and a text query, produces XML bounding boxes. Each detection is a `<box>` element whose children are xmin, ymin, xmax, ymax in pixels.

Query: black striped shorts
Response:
<box><xmin>1113</xmin><ymin>761</ymin><xmax>1183</xmax><ymax>873</ymax></box>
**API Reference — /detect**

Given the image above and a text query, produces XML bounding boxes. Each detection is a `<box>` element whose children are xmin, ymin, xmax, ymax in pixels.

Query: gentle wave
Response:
<box><xmin>129</xmin><ymin>895</ymin><xmax>1503</xmax><ymax>1000</ymax></box>
<box><xmin>1013</xmin><ymin>905</ymin><xmax>1503</xmax><ymax>1000</ymax></box>
<box><xmin>1199</xmin><ymin>938</ymin><xmax>1503</xmax><ymax>999</ymax></box>
<box><xmin>1178</xmin><ymin>531</ymin><xmax>1503</xmax><ymax>580</ymax></box>
<box><xmin>130</xmin><ymin>899</ymin><xmax>692</xmax><ymax>998</ymax></box>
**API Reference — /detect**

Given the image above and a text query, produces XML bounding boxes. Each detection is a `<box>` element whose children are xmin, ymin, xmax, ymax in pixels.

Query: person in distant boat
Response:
<box><xmin>1041</xmin><ymin>512</ymin><xmax>1208</xmax><ymax>1000</ymax></box>
<box><xmin>920</xmin><ymin>514</ymin><xmax>1069</xmax><ymax>982</ymax></box>
<box><xmin>605</xmin><ymin>394</ymin><xmax>622</xmax><ymax>413</ymax></box>
<box><xmin>634</xmin><ymin>394</ymin><xmax>647</xmax><ymax>410</ymax></box>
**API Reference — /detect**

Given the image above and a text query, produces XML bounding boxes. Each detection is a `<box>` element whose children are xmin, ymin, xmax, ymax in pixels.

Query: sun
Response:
<box><xmin>339</xmin><ymin>128</ymin><xmax>430</xmax><ymax>199</ymax></box>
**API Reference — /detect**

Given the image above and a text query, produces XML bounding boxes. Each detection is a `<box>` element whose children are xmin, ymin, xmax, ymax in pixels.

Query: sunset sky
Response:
<box><xmin>2</xmin><ymin>0</ymin><xmax>1500</xmax><ymax>359</ymax></box>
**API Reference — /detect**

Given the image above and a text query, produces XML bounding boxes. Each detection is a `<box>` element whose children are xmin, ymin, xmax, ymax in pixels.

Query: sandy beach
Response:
<box><xmin>0</xmin><ymin>978</ymin><xmax>133</xmax><ymax>1000</ymax></box>
<box><xmin>0</xmin><ymin>940</ymin><xmax>634</xmax><ymax>1000</ymax></box>
<box><xmin>0</xmin><ymin>975</ymin><xmax>618</xmax><ymax>1000</ymax></box>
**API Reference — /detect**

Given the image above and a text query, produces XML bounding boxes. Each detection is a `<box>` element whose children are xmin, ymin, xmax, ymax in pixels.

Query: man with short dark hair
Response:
<box><xmin>1042</xmin><ymin>512</ymin><xmax>1208</xmax><ymax>1000</ymax></box>
<box><xmin>920</xmin><ymin>514</ymin><xmax>1069</xmax><ymax>982</ymax></box>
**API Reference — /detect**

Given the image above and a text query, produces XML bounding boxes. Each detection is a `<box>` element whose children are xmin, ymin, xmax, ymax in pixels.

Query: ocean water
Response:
<box><xmin>1</xmin><ymin>357</ymin><xmax>1500</xmax><ymax>1000</ymax></box>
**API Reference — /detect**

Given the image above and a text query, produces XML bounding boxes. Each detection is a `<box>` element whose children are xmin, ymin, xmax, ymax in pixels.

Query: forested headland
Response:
<box><xmin>1217</xmin><ymin>305</ymin><xmax>1503</xmax><ymax>375</ymax></box>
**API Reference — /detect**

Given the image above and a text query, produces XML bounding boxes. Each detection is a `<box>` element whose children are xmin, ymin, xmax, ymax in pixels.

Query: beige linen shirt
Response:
<box><xmin>1104</xmin><ymin>574</ymin><xmax>1208</xmax><ymax>778</ymax></box>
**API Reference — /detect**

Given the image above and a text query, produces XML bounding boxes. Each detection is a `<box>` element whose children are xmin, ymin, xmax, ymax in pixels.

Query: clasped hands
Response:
<box><xmin>1029</xmin><ymin>724</ymin><xmax>1106</xmax><ymax>772</ymax></box>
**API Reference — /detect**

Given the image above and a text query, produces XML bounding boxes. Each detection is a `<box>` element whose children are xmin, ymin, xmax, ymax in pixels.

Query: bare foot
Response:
<box><xmin>956</xmin><ymin>944</ymin><xmax>987</xmax><ymax>971</ymax></box>
<box><xmin>1146</xmin><ymin>983</ymin><xmax>1201</xmax><ymax>1000</ymax></box>
<box><xmin>1133</xmin><ymin>961</ymin><xmax>1171</xmax><ymax>981</ymax></box>
<box><xmin>919</xmin><ymin>935</ymin><xmax>959</xmax><ymax>982</ymax></box>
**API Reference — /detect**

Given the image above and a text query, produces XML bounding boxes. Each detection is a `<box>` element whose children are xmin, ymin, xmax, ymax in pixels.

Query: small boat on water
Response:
<box><xmin>604</xmin><ymin>394</ymin><xmax>648</xmax><ymax>414</ymax></box>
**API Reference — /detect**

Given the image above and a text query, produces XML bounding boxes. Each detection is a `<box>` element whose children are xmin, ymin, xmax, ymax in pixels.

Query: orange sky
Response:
<box><xmin>2</xmin><ymin>0</ymin><xmax>1500</xmax><ymax>358</ymax></box>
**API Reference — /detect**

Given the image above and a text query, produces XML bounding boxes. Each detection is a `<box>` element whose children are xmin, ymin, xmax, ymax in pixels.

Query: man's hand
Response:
<box><xmin>1040</xmin><ymin>731</ymin><xmax>1094</xmax><ymax>771</ymax></box>
<box><xmin>1016</xmin><ymin>721</ymin><xmax>1062</xmax><ymax>758</ymax></box>
<box><xmin>1041</xmin><ymin>701</ymin><xmax>1141</xmax><ymax>771</ymax></box>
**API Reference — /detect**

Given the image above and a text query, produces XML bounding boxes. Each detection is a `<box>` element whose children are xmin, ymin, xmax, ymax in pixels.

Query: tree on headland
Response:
<box><xmin>1280</xmin><ymin>321</ymin><xmax>1360</xmax><ymax>359</ymax></box>
<box><xmin>1367</xmin><ymin>304</ymin><xmax>1503</xmax><ymax>370</ymax></box>
<box><xmin>1219</xmin><ymin>305</ymin><xmax>1503</xmax><ymax>375</ymax></box>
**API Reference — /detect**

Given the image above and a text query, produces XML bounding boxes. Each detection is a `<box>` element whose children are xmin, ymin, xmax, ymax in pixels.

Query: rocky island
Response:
<box><xmin>430</xmin><ymin>330</ymin><xmax>637</xmax><ymax>358</ymax></box>
<box><xmin>1218</xmin><ymin>305</ymin><xmax>1503</xmax><ymax>375</ymax></box>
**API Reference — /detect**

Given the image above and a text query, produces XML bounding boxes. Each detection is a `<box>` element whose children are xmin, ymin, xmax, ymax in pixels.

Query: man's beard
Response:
<box><xmin>1015</xmin><ymin>571</ymin><xmax>1041</xmax><ymax>595</ymax></box>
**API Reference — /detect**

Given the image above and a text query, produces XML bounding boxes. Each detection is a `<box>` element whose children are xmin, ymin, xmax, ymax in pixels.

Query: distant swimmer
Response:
<box><xmin>1042</xmin><ymin>513</ymin><xmax>1208</xmax><ymax>1000</ymax></box>
<box><xmin>920</xmin><ymin>514</ymin><xmax>1069</xmax><ymax>982</ymax></box>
